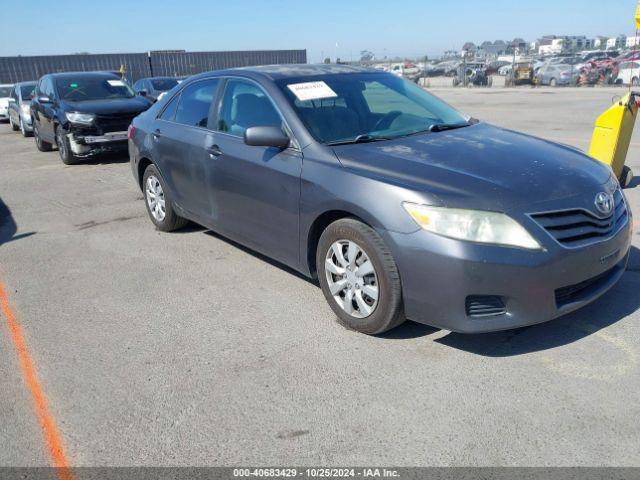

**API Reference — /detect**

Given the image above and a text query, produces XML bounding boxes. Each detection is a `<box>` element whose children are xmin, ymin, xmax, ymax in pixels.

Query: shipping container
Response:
<box><xmin>0</xmin><ymin>50</ymin><xmax>307</xmax><ymax>84</ymax></box>
<box><xmin>149</xmin><ymin>49</ymin><xmax>307</xmax><ymax>77</ymax></box>
<box><xmin>0</xmin><ymin>53</ymin><xmax>151</xmax><ymax>84</ymax></box>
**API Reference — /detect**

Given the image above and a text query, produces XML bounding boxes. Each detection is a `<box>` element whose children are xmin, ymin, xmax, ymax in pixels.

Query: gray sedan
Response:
<box><xmin>128</xmin><ymin>65</ymin><xmax>631</xmax><ymax>334</ymax></box>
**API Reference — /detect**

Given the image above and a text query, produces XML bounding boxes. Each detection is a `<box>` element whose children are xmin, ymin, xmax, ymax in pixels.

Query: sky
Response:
<box><xmin>0</xmin><ymin>0</ymin><xmax>638</xmax><ymax>62</ymax></box>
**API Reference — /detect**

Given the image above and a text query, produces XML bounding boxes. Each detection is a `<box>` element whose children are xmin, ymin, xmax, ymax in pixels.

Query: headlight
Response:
<box><xmin>65</xmin><ymin>112</ymin><xmax>95</xmax><ymax>125</ymax></box>
<box><xmin>402</xmin><ymin>203</ymin><xmax>542</xmax><ymax>250</ymax></box>
<box><xmin>20</xmin><ymin>104</ymin><xmax>31</xmax><ymax>115</ymax></box>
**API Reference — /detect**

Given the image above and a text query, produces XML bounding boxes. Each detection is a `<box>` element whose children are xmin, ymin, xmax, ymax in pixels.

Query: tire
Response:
<box><xmin>33</xmin><ymin>122</ymin><xmax>52</xmax><ymax>152</ymax></box>
<box><xmin>55</xmin><ymin>125</ymin><xmax>76</xmax><ymax>165</ymax></box>
<box><xmin>620</xmin><ymin>165</ymin><xmax>633</xmax><ymax>188</ymax></box>
<box><xmin>316</xmin><ymin>218</ymin><xmax>405</xmax><ymax>335</ymax></box>
<box><xmin>9</xmin><ymin>116</ymin><xmax>19</xmax><ymax>131</ymax></box>
<box><xmin>550</xmin><ymin>78</ymin><xmax>557</xmax><ymax>87</ymax></box>
<box><xmin>632</xmin><ymin>77</ymin><xmax>639</xmax><ymax>87</ymax></box>
<box><xmin>20</xmin><ymin>118</ymin><xmax>32</xmax><ymax>137</ymax></box>
<box><xmin>142</xmin><ymin>164</ymin><xmax>189</xmax><ymax>232</ymax></box>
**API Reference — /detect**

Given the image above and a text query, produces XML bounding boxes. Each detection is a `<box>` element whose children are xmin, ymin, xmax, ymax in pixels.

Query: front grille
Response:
<box><xmin>530</xmin><ymin>189</ymin><xmax>628</xmax><ymax>248</ymax></box>
<box><xmin>555</xmin><ymin>264</ymin><xmax>620</xmax><ymax>307</ymax></box>
<box><xmin>465</xmin><ymin>295</ymin><xmax>506</xmax><ymax>318</ymax></box>
<box><xmin>94</xmin><ymin>113</ymin><xmax>137</xmax><ymax>134</ymax></box>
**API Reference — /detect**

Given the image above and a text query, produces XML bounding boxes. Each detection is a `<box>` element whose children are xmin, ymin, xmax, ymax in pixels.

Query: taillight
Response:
<box><xmin>127</xmin><ymin>124</ymin><xmax>134</xmax><ymax>140</ymax></box>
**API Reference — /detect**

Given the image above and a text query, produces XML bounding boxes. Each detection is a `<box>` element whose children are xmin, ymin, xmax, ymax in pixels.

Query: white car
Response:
<box><xmin>0</xmin><ymin>84</ymin><xmax>14</xmax><ymax>122</ymax></box>
<box><xmin>616</xmin><ymin>61</ymin><xmax>640</xmax><ymax>85</ymax></box>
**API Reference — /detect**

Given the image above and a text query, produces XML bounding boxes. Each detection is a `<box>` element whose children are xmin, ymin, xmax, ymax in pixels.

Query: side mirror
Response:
<box><xmin>38</xmin><ymin>96</ymin><xmax>51</xmax><ymax>104</ymax></box>
<box><xmin>244</xmin><ymin>126</ymin><xmax>290</xmax><ymax>149</ymax></box>
<box><xmin>8</xmin><ymin>98</ymin><xmax>15</xmax><ymax>103</ymax></box>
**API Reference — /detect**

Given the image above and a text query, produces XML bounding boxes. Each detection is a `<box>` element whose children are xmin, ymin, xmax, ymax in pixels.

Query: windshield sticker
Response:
<box><xmin>287</xmin><ymin>81</ymin><xmax>337</xmax><ymax>101</ymax></box>
<box><xmin>69</xmin><ymin>83</ymin><xmax>78</xmax><ymax>88</ymax></box>
<box><xmin>107</xmin><ymin>80</ymin><xmax>126</xmax><ymax>87</ymax></box>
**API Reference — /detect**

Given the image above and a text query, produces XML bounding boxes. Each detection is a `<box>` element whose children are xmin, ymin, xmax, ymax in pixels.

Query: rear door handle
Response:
<box><xmin>152</xmin><ymin>129</ymin><xmax>162</xmax><ymax>139</ymax></box>
<box><xmin>207</xmin><ymin>145</ymin><xmax>223</xmax><ymax>157</ymax></box>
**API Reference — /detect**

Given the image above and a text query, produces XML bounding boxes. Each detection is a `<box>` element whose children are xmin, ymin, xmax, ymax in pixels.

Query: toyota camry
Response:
<box><xmin>128</xmin><ymin>64</ymin><xmax>632</xmax><ymax>334</ymax></box>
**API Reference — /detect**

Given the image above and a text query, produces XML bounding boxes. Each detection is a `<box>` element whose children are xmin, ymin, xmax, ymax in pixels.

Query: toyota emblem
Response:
<box><xmin>594</xmin><ymin>192</ymin><xmax>614</xmax><ymax>216</ymax></box>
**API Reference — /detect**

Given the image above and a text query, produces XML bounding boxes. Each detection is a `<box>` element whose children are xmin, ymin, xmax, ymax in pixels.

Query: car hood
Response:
<box><xmin>62</xmin><ymin>97</ymin><xmax>151</xmax><ymax>115</ymax></box>
<box><xmin>331</xmin><ymin>123</ymin><xmax>613</xmax><ymax>211</ymax></box>
<box><xmin>0</xmin><ymin>98</ymin><xmax>8</xmax><ymax>107</ymax></box>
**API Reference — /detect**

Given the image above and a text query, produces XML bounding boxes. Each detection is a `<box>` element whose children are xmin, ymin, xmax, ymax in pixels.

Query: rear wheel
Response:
<box><xmin>550</xmin><ymin>78</ymin><xmax>557</xmax><ymax>87</ymax></box>
<box><xmin>317</xmin><ymin>218</ymin><xmax>405</xmax><ymax>335</ymax></box>
<box><xmin>33</xmin><ymin>122</ymin><xmax>52</xmax><ymax>152</ymax></box>
<box><xmin>632</xmin><ymin>77</ymin><xmax>639</xmax><ymax>87</ymax></box>
<box><xmin>142</xmin><ymin>164</ymin><xmax>189</xmax><ymax>232</ymax></box>
<box><xmin>10</xmin><ymin>116</ymin><xmax>19</xmax><ymax>131</ymax></box>
<box><xmin>56</xmin><ymin>125</ymin><xmax>76</xmax><ymax>165</ymax></box>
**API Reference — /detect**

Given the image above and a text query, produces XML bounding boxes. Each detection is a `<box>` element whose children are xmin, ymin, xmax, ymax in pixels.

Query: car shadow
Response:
<box><xmin>0</xmin><ymin>197</ymin><xmax>36</xmax><ymax>247</ymax></box>
<box><xmin>202</xmin><ymin>229</ymin><xmax>318</xmax><ymax>285</ymax></box>
<box><xmin>73</xmin><ymin>153</ymin><xmax>130</xmax><ymax>165</ymax></box>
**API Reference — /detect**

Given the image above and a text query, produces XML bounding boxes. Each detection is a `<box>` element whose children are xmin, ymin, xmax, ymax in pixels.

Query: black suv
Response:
<box><xmin>31</xmin><ymin>72</ymin><xmax>152</xmax><ymax>164</ymax></box>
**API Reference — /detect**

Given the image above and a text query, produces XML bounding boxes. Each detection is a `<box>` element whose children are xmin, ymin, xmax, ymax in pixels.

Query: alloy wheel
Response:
<box><xmin>324</xmin><ymin>239</ymin><xmax>379</xmax><ymax>318</ymax></box>
<box><xmin>20</xmin><ymin>118</ymin><xmax>25</xmax><ymax>136</ymax></box>
<box><xmin>146</xmin><ymin>175</ymin><xmax>166</xmax><ymax>222</ymax></box>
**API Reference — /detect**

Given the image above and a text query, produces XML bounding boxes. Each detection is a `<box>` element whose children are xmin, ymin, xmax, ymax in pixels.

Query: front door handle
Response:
<box><xmin>207</xmin><ymin>145</ymin><xmax>223</xmax><ymax>158</ymax></box>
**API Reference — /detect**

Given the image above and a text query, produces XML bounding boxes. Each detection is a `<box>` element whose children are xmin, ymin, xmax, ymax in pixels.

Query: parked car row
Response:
<box><xmin>2</xmin><ymin>71</ymin><xmax>185</xmax><ymax>164</ymax></box>
<box><xmin>2</xmin><ymin>64</ymin><xmax>632</xmax><ymax>337</ymax></box>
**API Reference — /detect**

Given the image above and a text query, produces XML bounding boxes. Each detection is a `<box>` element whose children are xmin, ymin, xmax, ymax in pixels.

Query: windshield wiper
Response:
<box><xmin>428</xmin><ymin>121</ymin><xmax>473</xmax><ymax>132</ymax></box>
<box><xmin>326</xmin><ymin>134</ymin><xmax>392</xmax><ymax>146</ymax></box>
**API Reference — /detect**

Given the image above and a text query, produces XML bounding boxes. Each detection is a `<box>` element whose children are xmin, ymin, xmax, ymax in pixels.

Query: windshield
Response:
<box><xmin>55</xmin><ymin>77</ymin><xmax>135</xmax><ymax>101</ymax></box>
<box><xmin>20</xmin><ymin>85</ymin><xmax>35</xmax><ymax>100</ymax></box>
<box><xmin>276</xmin><ymin>73</ymin><xmax>468</xmax><ymax>144</ymax></box>
<box><xmin>0</xmin><ymin>87</ymin><xmax>11</xmax><ymax>97</ymax></box>
<box><xmin>150</xmin><ymin>78</ymin><xmax>179</xmax><ymax>91</ymax></box>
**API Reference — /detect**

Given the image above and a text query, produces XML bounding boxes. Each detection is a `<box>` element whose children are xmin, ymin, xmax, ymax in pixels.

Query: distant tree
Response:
<box><xmin>323</xmin><ymin>57</ymin><xmax>331</xmax><ymax>64</ymax></box>
<box><xmin>360</xmin><ymin>50</ymin><xmax>375</xmax><ymax>62</ymax></box>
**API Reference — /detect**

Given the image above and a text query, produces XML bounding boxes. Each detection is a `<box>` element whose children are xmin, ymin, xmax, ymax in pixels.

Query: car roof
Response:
<box><xmin>15</xmin><ymin>81</ymin><xmax>37</xmax><ymax>86</ymax></box>
<box><xmin>190</xmin><ymin>63</ymin><xmax>379</xmax><ymax>82</ymax></box>
<box><xmin>48</xmin><ymin>71</ymin><xmax>120</xmax><ymax>80</ymax></box>
<box><xmin>140</xmin><ymin>76</ymin><xmax>181</xmax><ymax>81</ymax></box>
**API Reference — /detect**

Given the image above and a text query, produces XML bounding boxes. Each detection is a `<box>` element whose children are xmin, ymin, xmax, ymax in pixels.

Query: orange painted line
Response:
<box><xmin>0</xmin><ymin>278</ymin><xmax>74</xmax><ymax>480</ymax></box>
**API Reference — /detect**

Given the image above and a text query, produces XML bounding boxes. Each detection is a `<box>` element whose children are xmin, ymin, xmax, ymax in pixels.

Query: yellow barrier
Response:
<box><xmin>588</xmin><ymin>93</ymin><xmax>636</xmax><ymax>186</ymax></box>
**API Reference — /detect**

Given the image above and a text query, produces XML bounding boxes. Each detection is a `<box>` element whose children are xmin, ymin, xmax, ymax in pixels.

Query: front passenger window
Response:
<box><xmin>174</xmin><ymin>79</ymin><xmax>219</xmax><ymax>128</ymax></box>
<box><xmin>217</xmin><ymin>79</ymin><xmax>282</xmax><ymax>137</ymax></box>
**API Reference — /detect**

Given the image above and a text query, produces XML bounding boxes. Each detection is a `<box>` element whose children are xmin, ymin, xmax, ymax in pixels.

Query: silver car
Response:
<box><xmin>8</xmin><ymin>81</ymin><xmax>36</xmax><ymax>136</ymax></box>
<box><xmin>536</xmin><ymin>64</ymin><xmax>579</xmax><ymax>86</ymax></box>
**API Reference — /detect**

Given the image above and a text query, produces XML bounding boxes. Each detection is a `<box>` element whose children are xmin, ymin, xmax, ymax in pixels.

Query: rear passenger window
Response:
<box><xmin>159</xmin><ymin>94</ymin><xmax>180</xmax><ymax>121</ymax></box>
<box><xmin>174</xmin><ymin>79</ymin><xmax>219</xmax><ymax>128</ymax></box>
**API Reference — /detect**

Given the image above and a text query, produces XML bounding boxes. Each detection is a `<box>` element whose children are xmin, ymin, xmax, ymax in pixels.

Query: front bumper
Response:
<box><xmin>383</xmin><ymin>211</ymin><xmax>632</xmax><ymax>333</ymax></box>
<box><xmin>66</xmin><ymin>131</ymin><xmax>129</xmax><ymax>158</ymax></box>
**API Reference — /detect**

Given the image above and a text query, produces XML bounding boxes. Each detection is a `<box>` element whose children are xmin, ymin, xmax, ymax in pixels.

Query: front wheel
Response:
<box><xmin>142</xmin><ymin>164</ymin><xmax>189</xmax><ymax>232</ymax></box>
<box><xmin>10</xmin><ymin>116</ymin><xmax>19</xmax><ymax>131</ymax></box>
<box><xmin>317</xmin><ymin>218</ymin><xmax>405</xmax><ymax>335</ymax></box>
<box><xmin>56</xmin><ymin>126</ymin><xmax>76</xmax><ymax>165</ymax></box>
<box><xmin>550</xmin><ymin>78</ymin><xmax>557</xmax><ymax>87</ymax></box>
